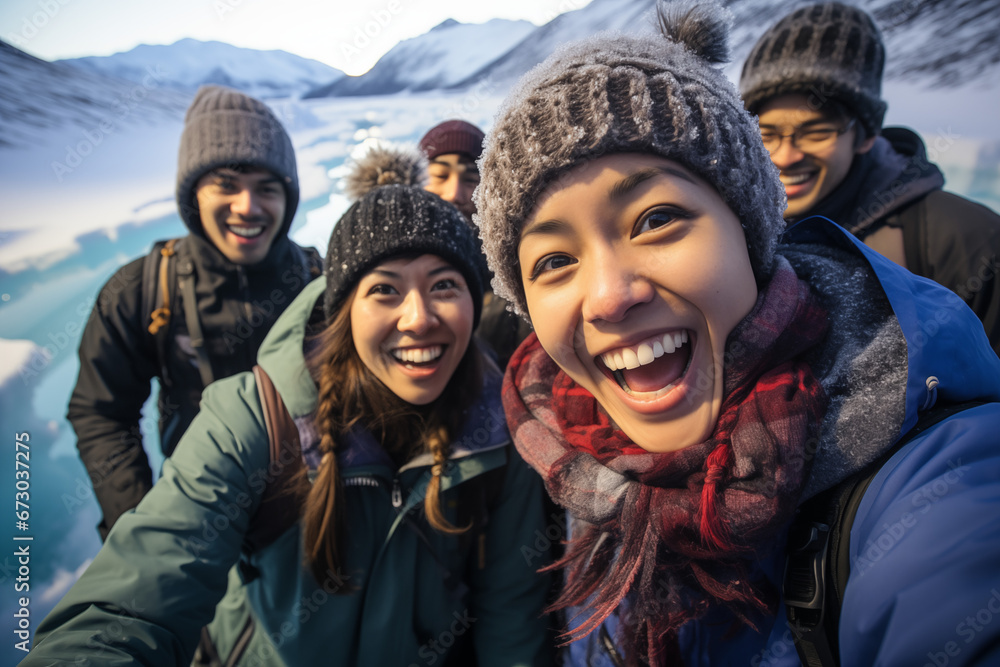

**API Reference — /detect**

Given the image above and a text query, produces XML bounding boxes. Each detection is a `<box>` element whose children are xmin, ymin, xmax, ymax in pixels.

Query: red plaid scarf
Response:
<box><xmin>504</xmin><ymin>258</ymin><xmax>829</xmax><ymax>665</ymax></box>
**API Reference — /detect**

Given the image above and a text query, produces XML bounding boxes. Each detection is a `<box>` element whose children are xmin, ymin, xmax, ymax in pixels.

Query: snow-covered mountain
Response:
<box><xmin>0</xmin><ymin>40</ymin><xmax>191</xmax><ymax>149</ymax></box>
<box><xmin>63</xmin><ymin>38</ymin><xmax>344</xmax><ymax>99</ymax></box>
<box><xmin>451</xmin><ymin>0</ymin><xmax>659</xmax><ymax>90</ymax></box>
<box><xmin>320</xmin><ymin>0</ymin><xmax>1000</xmax><ymax>95</ymax></box>
<box><xmin>305</xmin><ymin>18</ymin><xmax>535</xmax><ymax>98</ymax></box>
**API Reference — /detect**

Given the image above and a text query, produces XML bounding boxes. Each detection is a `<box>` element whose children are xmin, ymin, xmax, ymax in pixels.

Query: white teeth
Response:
<box><xmin>392</xmin><ymin>345</ymin><xmax>442</xmax><ymax>364</ymax></box>
<box><xmin>637</xmin><ymin>343</ymin><xmax>654</xmax><ymax>365</ymax></box>
<box><xmin>228</xmin><ymin>225</ymin><xmax>264</xmax><ymax>238</ymax></box>
<box><xmin>600</xmin><ymin>332</ymin><xmax>689</xmax><ymax>371</ymax></box>
<box><xmin>781</xmin><ymin>173</ymin><xmax>812</xmax><ymax>185</ymax></box>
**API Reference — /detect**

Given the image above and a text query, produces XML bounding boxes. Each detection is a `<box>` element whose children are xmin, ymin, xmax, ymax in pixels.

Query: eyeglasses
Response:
<box><xmin>759</xmin><ymin>119</ymin><xmax>856</xmax><ymax>153</ymax></box>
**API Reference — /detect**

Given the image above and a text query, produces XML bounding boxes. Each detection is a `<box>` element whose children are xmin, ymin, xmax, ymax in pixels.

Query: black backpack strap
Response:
<box><xmin>142</xmin><ymin>240</ymin><xmax>167</xmax><ymax>334</ymax></box>
<box><xmin>175</xmin><ymin>251</ymin><xmax>215</xmax><ymax>388</ymax></box>
<box><xmin>888</xmin><ymin>195</ymin><xmax>928</xmax><ymax>280</ymax></box>
<box><xmin>240</xmin><ymin>366</ymin><xmax>306</xmax><ymax>570</ymax></box>
<box><xmin>786</xmin><ymin>400</ymin><xmax>986</xmax><ymax>667</ymax></box>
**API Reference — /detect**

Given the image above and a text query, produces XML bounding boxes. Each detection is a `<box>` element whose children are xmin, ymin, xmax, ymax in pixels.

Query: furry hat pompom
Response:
<box><xmin>342</xmin><ymin>144</ymin><xmax>428</xmax><ymax>201</ymax></box>
<box><xmin>323</xmin><ymin>142</ymin><xmax>485</xmax><ymax>325</ymax></box>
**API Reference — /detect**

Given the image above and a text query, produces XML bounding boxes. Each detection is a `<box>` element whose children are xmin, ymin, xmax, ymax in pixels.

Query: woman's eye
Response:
<box><xmin>432</xmin><ymin>278</ymin><xmax>459</xmax><ymax>291</ymax></box>
<box><xmin>633</xmin><ymin>206</ymin><xmax>687</xmax><ymax>237</ymax></box>
<box><xmin>530</xmin><ymin>254</ymin><xmax>575</xmax><ymax>280</ymax></box>
<box><xmin>367</xmin><ymin>284</ymin><xmax>397</xmax><ymax>296</ymax></box>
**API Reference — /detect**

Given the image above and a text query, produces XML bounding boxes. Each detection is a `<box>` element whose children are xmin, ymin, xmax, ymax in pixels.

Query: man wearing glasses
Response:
<box><xmin>741</xmin><ymin>2</ymin><xmax>1000</xmax><ymax>353</ymax></box>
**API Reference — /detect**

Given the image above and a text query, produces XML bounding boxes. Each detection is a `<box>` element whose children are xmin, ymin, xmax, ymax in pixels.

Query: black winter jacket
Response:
<box><xmin>68</xmin><ymin>233</ymin><xmax>320</xmax><ymax>538</ymax></box>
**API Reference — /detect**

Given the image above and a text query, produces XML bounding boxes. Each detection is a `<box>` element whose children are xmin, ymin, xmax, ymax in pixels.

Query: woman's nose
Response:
<box><xmin>397</xmin><ymin>291</ymin><xmax>438</xmax><ymax>334</ymax></box>
<box><xmin>582</xmin><ymin>252</ymin><xmax>654</xmax><ymax>324</ymax></box>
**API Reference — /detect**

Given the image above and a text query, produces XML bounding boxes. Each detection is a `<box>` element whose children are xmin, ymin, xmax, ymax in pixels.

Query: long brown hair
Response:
<box><xmin>301</xmin><ymin>284</ymin><xmax>483</xmax><ymax>585</ymax></box>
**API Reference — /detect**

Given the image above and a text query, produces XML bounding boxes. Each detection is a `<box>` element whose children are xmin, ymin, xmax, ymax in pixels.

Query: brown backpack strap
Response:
<box><xmin>147</xmin><ymin>239</ymin><xmax>178</xmax><ymax>335</ymax></box>
<box><xmin>244</xmin><ymin>365</ymin><xmax>306</xmax><ymax>553</ymax></box>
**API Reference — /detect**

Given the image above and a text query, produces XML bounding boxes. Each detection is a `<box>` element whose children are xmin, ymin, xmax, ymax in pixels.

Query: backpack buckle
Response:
<box><xmin>784</xmin><ymin>520</ymin><xmax>839</xmax><ymax>666</ymax></box>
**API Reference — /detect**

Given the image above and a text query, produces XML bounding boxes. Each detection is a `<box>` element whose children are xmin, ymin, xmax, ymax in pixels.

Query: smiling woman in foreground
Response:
<box><xmin>474</xmin><ymin>1</ymin><xmax>1000</xmax><ymax>665</ymax></box>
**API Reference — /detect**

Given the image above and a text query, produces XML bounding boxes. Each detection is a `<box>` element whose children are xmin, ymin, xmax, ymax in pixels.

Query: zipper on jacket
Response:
<box><xmin>599</xmin><ymin>624</ymin><xmax>625</xmax><ymax>667</ymax></box>
<box><xmin>391</xmin><ymin>477</ymin><xmax>403</xmax><ymax>508</ymax></box>
<box><xmin>343</xmin><ymin>473</ymin><xmax>404</xmax><ymax>509</ymax></box>
<box><xmin>343</xmin><ymin>476</ymin><xmax>381</xmax><ymax>488</ymax></box>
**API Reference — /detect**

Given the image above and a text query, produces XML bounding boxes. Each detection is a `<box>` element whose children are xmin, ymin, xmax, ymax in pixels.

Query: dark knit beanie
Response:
<box><xmin>176</xmin><ymin>85</ymin><xmax>299</xmax><ymax>237</ymax></box>
<box><xmin>739</xmin><ymin>2</ymin><xmax>887</xmax><ymax>137</ymax></box>
<box><xmin>419</xmin><ymin>120</ymin><xmax>486</xmax><ymax>161</ymax></box>
<box><xmin>324</xmin><ymin>145</ymin><xmax>485</xmax><ymax>325</ymax></box>
<box><xmin>474</xmin><ymin>0</ymin><xmax>786</xmax><ymax>319</ymax></box>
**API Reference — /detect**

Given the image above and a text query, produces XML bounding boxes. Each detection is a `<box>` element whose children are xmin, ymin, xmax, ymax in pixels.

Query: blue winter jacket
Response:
<box><xmin>567</xmin><ymin>217</ymin><xmax>1000</xmax><ymax>667</ymax></box>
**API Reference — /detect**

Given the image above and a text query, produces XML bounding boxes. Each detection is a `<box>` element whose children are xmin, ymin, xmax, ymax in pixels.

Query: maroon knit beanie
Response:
<box><xmin>418</xmin><ymin>120</ymin><xmax>485</xmax><ymax>161</ymax></box>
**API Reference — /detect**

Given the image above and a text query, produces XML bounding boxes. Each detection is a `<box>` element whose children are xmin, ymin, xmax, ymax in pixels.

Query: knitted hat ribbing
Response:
<box><xmin>419</xmin><ymin>120</ymin><xmax>486</xmax><ymax>161</ymax></box>
<box><xmin>176</xmin><ymin>85</ymin><xmax>299</xmax><ymax>237</ymax></box>
<box><xmin>474</xmin><ymin>0</ymin><xmax>786</xmax><ymax>319</ymax></box>
<box><xmin>739</xmin><ymin>2</ymin><xmax>887</xmax><ymax>136</ymax></box>
<box><xmin>324</xmin><ymin>145</ymin><xmax>485</xmax><ymax>325</ymax></box>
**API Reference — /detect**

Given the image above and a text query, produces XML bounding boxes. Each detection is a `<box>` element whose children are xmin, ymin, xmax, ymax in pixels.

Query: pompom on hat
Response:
<box><xmin>176</xmin><ymin>85</ymin><xmax>299</xmax><ymax>237</ymax></box>
<box><xmin>739</xmin><ymin>2</ymin><xmax>887</xmax><ymax>137</ymax></box>
<box><xmin>323</xmin><ymin>143</ymin><xmax>486</xmax><ymax>325</ymax></box>
<box><xmin>474</xmin><ymin>0</ymin><xmax>786</xmax><ymax>320</ymax></box>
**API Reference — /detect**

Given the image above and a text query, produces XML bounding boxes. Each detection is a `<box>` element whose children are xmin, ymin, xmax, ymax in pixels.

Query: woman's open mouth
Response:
<box><xmin>598</xmin><ymin>330</ymin><xmax>693</xmax><ymax>398</ymax></box>
<box><xmin>391</xmin><ymin>345</ymin><xmax>445</xmax><ymax>369</ymax></box>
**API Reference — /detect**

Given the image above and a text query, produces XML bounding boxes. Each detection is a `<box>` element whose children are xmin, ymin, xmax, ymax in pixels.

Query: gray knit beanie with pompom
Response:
<box><xmin>324</xmin><ymin>143</ymin><xmax>485</xmax><ymax>325</ymax></box>
<box><xmin>474</xmin><ymin>0</ymin><xmax>786</xmax><ymax>319</ymax></box>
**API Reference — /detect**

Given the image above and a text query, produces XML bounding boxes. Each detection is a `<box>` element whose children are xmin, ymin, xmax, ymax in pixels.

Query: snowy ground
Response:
<box><xmin>0</xmin><ymin>80</ymin><xmax>998</xmax><ymax>663</ymax></box>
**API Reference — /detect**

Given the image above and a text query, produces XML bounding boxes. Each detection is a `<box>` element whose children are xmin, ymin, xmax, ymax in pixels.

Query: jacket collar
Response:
<box><xmin>782</xmin><ymin>217</ymin><xmax>1000</xmax><ymax>496</ymax></box>
<box><xmin>295</xmin><ymin>370</ymin><xmax>509</xmax><ymax>474</ymax></box>
<box><xmin>184</xmin><ymin>231</ymin><xmax>296</xmax><ymax>277</ymax></box>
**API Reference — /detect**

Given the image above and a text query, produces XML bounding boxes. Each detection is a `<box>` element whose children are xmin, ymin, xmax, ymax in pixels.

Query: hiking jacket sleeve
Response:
<box><xmin>28</xmin><ymin>373</ymin><xmax>268</xmax><ymax>665</ymax></box>
<box><xmin>67</xmin><ymin>258</ymin><xmax>159</xmax><ymax>539</ymax></box>
<box><xmin>838</xmin><ymin>402</ymin><xmax>1000</xmax><ymax>666</ymax></box>
<box><xmin>899</xmin><ymin>190</ymin><xmax>1000</xmax><ymax>355</ymax></box>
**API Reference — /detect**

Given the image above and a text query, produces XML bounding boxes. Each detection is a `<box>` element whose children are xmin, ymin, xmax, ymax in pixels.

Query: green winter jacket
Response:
<box><xmin>26</xmin><ymin>278</ymin><xmax>554</xmax><ymax>667</ymax></box>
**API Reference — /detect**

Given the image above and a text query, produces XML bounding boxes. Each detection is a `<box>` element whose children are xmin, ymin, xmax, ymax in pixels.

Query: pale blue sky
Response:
<box><xmin>0</xmin><ymin>0</ymin><xmax>594</xmax><ymax>74</ymax></box>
